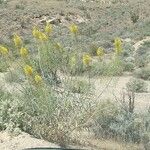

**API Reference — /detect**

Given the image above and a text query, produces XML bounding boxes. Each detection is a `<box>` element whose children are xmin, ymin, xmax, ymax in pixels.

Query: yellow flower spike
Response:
<box><xmin>69</xmin><ymin>24</ymin><xmax>78</xmax><ymax>35</ymax></box>
<box><xmin>32</xmin><ymin>26</ymin><xmax>40</xmax><ymax>39</ymax></box>
<box><xmin>13</xmin><ymin>34</ymin><xmax>22</xmax><ymax>48</ymax></box>
<box><xmin>20</xmin><ymin>47</ymin><xmax>28</xmax><ymax>58</ymax></box>
<box><xmin>24</xmin><ymin>65</ymin><xmax>33</xmax><ymax>76</ymax></box>
<box><xmin>34</xmin><ymin>75</ymin><xmax>42</xmax><ymax>84</ymax></box>
<box><xmin>83</xmin><ymin>54</ymin><xmax>92</xmax><ymax>66</ymax></box>
<box><xmin>38</xmin><ymin>31</ymin><xmax>48</xmax><ymax>41</ymax></box>
<box><xmin>0</xmin><ymin>45</ymin><xmax>9</xmax><ymax>55</ymax></box>
<box><xmin>97</xmin><ymin>47</ymin><xmax>104</xmax><ymax>57</ymax></box>
<box><xmin>45</xmin><ymin>22</ymin><xmax>52</xmax><ymax>35</ymax></box>
<box><xmin>114</xmin><ymin>37</ymin><xmax>122</xmax><ymax>55</ymax></box>
<box><xmin>32</xmin><ymin>26</ymin><xmax>48</xmax><ymax>41</ymax></box>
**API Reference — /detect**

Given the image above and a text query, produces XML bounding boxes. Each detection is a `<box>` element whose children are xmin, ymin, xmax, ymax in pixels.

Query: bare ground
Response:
<box><xmin>0</xmin><ymin>131</ymin><xmax>60</xmax><ymax>150</ymax></box>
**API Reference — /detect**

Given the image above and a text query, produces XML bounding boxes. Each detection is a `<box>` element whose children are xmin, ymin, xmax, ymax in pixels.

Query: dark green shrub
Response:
<box><xmin>134</xmin><ymin>67</ymin><xmax>150</xmax><ymax>80</ymax></box>
<box><xmin>66</xmin><ymin>79</ymin><xmax>91</xmax><ymax>94</ymax></box>
<box><xmin>92</xmin><ymin>100</ymin><xmax>150</xmax><ymax>143</ymax></box>
<box><xmin>0</xmin><ymin>59</ymin><xmax>9</xmax><ymax>72</ymax></box>
<box><xmin>126</xmin><ymin>78</ymin><xmax>148</xmax><ymax>93</ymax></box>
<box><xmin>135</xmin><ymin>41</ymin><xmax>150</xmax><ymax>68</ymax></box>
<box><xmin>0</xmin><ymin>90</ymin><xmax>23</xmax><ymax>132</ymax></box>
<box><xmin>130</xmin><ymin>12</ymin><xmax>139</xmax><ymax>23</ymax></box>
<box><xmin>123</xmin><ymin>61</ymin><xmax>135</xmax><ymax>72</ymax></box>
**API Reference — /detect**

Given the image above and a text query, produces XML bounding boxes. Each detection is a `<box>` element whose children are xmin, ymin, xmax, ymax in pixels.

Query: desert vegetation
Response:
<box><xmin>0</xmin><ymin>0</ymin><xmax>150</xmax><ymax>150</ymax></box>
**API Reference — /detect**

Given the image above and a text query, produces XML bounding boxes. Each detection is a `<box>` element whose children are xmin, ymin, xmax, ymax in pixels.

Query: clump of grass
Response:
<box><xmin>66</xmin><ymin>78</ymin><xmax>92</xmax><ymax>94</ymax></box>
<box><xmin>0</xmin><ymin>60</ymin><xmax>9</xmax><ymax>72</ymax></box>
<box><xmin>134</xmin><ymin>67</ymin><xmax>150</xmax><ymax>80</ymax></box>
<box><xmin>134</xmin><ymin>41</ymin><xmax>150</xmax><ymax>68</ymax></box>
<box><xmin>126</xmin><ymin>78</ymin><xmax>148</xmax><ymax>93</ymax></box>
<box><xmin>92</xmin><ymin>99</ymin><xmax>150</xmax><ymax>144</ymax></box>
<box><xmin>5</xmin><ymin>70</ymin><xmax>24</xmax><ymax>83</ymax></box>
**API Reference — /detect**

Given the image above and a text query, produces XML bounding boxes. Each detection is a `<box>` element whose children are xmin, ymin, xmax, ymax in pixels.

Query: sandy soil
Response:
<box><xmin>0</xmin><ymin>131</ymin><xmax>60</xmax><ymax>150</ymax></box>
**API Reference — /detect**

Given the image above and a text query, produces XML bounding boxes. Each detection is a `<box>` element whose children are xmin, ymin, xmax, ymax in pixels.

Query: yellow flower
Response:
<box><xmin>32</xmin><ymin>26</ymin><xmax>40</xmax><ymax>39</ymax></box>
<box><xmin>32</xmin><ymin>26</ymin><xmax>48</xmax><ymax>41</ymax></box>
<box><xmin>24</xmin><ymin>65</ymin><xmax>33</xmax><ymax>76</ymax></box>
<box><xmin>96</xmin><ymin>47</ymin><xmax>104</xmax><ymax>57</ymax></box>
<box><xmin>34</xmin><ymin>75</ymin><xmax>42</xmax><ymax>84</ymax></box>
<box><xmin>20</xmin><ymin>47</ymin><xmax>28</xmax><ymax>58</ymax></box>
<box><xmin>83</xmin><ymin>54</ymin><xmax>92</xmax><ymax>66</ymax></box>
<box><xmin>13</xmin><ymin>34</ymin><xmax>22</xmax><ymax>48</ymax></box>
<box><xmin>69</xmin><ymin>24</ymin><xmax>78</xmax><ymax>35</ymax></box>
<box><xmin>0</xmin><ymin>45</ymin><xmax>9</xmax><ymax>55</ymax></box>
<box><xmin>38</xmin><ymin>31</ymin><xmax>48</xmax><ymax>41</ymax></box>
<box><xmin>45</xmin><ymin>22</ymin><xmax>52</xmax><ymax>35</ymax></box>
<box><xmin>114</xmin><ymin>37</ymin><xmax>122</xmax><ymax>55</ymax></box>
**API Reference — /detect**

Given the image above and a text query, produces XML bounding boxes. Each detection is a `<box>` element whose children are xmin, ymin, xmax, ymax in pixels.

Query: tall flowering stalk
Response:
<box><xmin>34</xmin><ymin>74</ymin><xmax>43</xmax><ymax>84</ymax></box>
<box><xmin>82</xmin><ymin>54</ymin><xmax>92</xmax><ymax>66</ymax></box>
<box><xmin>45</xmin><ymin>22</ymin><xmax>52</xmax><ymax>36</ymax></box>
<box><xmin>13</xmin><ymin>34</ymin><xmax>23</xmax><ymax>48</ymax></box>
<box><xmin>114</xmin><ymin>37</ymin><xmax>122</xmax><ymax>55</ymax></box>
<box><xmin>69</xmin><ymin>24</ymin><xmax>78</xmax><ymax>35</ymax></box>
<box><xmin>96</xmin><ymin>47</ymin><xmax>104</xmax><ymax>59</ymax></box>
<box><xmin>24</xmin><ymin>65</ymin><xmax>33</xmax><ymax>76</ymax></box>
<box><xmin>0</xmin><ymin>45</ymin><xmax>9</xmax><ymax>55</ymax></box>
<box><xmin>20</xmin><ymin>47</ymin><xmax>28</xmax><ymax>58</ymax></box>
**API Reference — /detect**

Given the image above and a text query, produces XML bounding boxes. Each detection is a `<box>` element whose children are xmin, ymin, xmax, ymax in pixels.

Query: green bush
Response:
<box><xmin>19</xmin><ymin>84</ymin><xmax>94</xmax><ymax>146</ymax></box>
<box><xmin>92</xmin><ymin>100</ymin><xmax>150</xmax><ymax>143</ymax></box>
<box><xmin>134</xmin><ymin>41</ymin><xmax>150</xmax><ymax>68</ymax></box>
<box><xmin>134</xmin><ymin>67</ymin><xmax>150</xmax><ymax>80</ymax></box>
<box><xmin>66</xmin><ymin>79</ymin><xmax>91</xmax><ymax>94</ymax></box>
<box><xmin>0</xmin><ymin>60</ymin><xmax>9</xmax><ymax>72</ymax></box>
<box><xmin>126</xmin><ymin>78</ymin><xmax>148</xmax><ymax>93</ymax></box>
<box><xmin>91</xmin><ymin>57</ymin><xmax>124</xmax><ymax>76</ymax></box>
<box><xmin>92</xmin><ymin>100</ymin><xmax>119</xmax><ymax>138</ymax></box>
<box><xmin>5</xmin><ymin>70</ymin><xmax>25</xmax><ymax>83</ymax></box>
<box><xmin>130</xmin><ymin>12</ymin><xmax>139</xmax><ymax>23</ymax></box>
<box><xmin>89</xmin><ymin>43</ymin><xmax>99</xmax><ymax>56</ymax></box>
<box><xmin>91</xmin><ymin>61</ymin><xmax>105</xmax><ymax>76</ymax></box>
<box><xmin>123</xmin><ymin>61</ymin><xmax>135</xmax><ymax>72</ymax></box>
<box><xmin>0</xmin><ymin>90</ymin><xmax>23</xmax><ymax>132</ymax></box>
<box><xmin>122</xmin><ymin>42</ymin><xmax>134</xmax><ymax>58</ymax></box>
<box><xmin>105</xmin><ymin>58</ymin><xmax>124</xmax><ymax>76</ymax></box>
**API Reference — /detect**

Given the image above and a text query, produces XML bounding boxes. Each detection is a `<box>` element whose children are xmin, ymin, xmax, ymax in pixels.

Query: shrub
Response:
<box><xmin>91</xmin><ymin>57</ymin><xmax>124</xmax><ymax>76</ymax></box>
<box><xmin>0</xmin><ymin>24</ymin><xmax>96</xmax><ymax>146</ymax></box>
<box><xmin>92</xmin><ymin>100</ymin><xmax>119</xmax><ymax>138</ymax></box>
<box><xmin>126</xmin><ymin>78</ymin><xmax>148</xmax><ymax>93</ymax></box>
<box><xmin>123</xmin><ymin>61</ymin><xmax>135</xmax><ymax>72</ymax></box>
<box><xmin>91</xmin><ymin>61</ymin><xmax>105</xmax><ymax>76</ymax></box>
<box><xmin>122</xmin><ymin>42</ymin><xmax>134</xmax><ymax>58</ymax></box>
<box><xmin>134</xmin><ymin>41</ymin><xmax>150</xmax><ymax>68</ymax></box>
<box><xmin>134</xmin><ymin>67</ymin><xmax>150</xmax><ymax>80</ymax></box>
<box><xmin>66</xmin><ymin>78</ymin><xmax>91</xmax><ymax>94</ymax></box>
<box><xmin>105</xmin><ymin>58</ymin><xmax>124</xmax><ymax>76</ymax></box>
<box><xmin>130</xmin><ymin>12</ymin><xmax>139</xmax><ymax>23</ymax></box>
<box><xmin>5</xmin><ymin>70</ymin><xmax>25</xmax><ymax>83</ymax></box>
<box><xmin>20</xmin><ymin>84</ymin><xmax>94</xmax><ymax>146</ymax></box>
<box><xmin>92</xmin><ymin>100</ymin><xmax>150</xmax><ymax>143</ymax></box>
<box><xmin>0</xmin><ymin>59</ymin><xmax>9</xmax><ymax>72</ymax></box>
<box><xmin>0</xmin><ymin>90</ymin><xmax>23</xmax><ymax>132</ymax></box>
<box><xmin>89</xmin><ymin>43</ymin><xmax>99</xmax><ymax>56</ymax></box>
